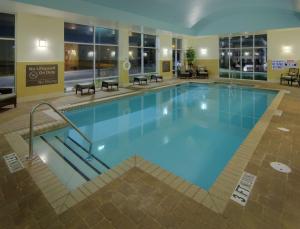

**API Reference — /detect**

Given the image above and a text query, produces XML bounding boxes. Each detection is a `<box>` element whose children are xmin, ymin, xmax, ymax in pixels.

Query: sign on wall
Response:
<box><xmin>26</xmin><ymin>64</ymin><xmax>58</xmax><ymax>87</ymax></box>
<box><xmin>272</xmin><ymin>60</ymin><xmax>298</xmax><ymax>70</ymax></box>
<box><xmin>162</xmin><ymin>61</ymin><xmax>171</xmax><ymax>72</ymax></box>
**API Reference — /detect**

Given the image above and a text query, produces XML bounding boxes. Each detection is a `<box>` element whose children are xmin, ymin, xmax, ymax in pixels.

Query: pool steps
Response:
<box><xmin>38</xmin><ymin>134</ymin><xmax>110</xmax><ymax>183</ymax></box>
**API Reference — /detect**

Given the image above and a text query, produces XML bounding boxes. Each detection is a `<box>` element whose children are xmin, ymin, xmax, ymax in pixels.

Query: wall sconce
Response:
<box><xmin>200</xmin><ymin>48</ymin><xmax>208</xmax><ymax>55</ymax></box>
<box><xmin>282</xmin><ymin>46</ymin><xmax>292</xmax><ymax>54</ymax></box>
<box><xmin>162</xmin><ymin>48</ymin><xmax>168</xmax><ymax>57</ymax></box>
<box><xmin>38</xmin><ymin>39</ymin><xmax>48</xmax><ymax>48</ymax></box>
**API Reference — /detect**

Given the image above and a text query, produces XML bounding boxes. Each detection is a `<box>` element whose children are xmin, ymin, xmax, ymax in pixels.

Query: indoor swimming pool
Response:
<box><xmin>34</xmin><ymin>83</ymin><xmax>277</xmax><ymax>190</ymax></box>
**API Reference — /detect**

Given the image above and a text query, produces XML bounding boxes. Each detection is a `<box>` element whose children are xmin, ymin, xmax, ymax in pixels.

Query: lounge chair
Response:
<box><xmin>0</xmin><ymin>88</ymin><xmax>16</xmax><ymax>108</ymax></box>
<box><xmin>196</xmin><ymin>67</ymin><xmax>209</xmax><ymax>79</ymax></box>
<box><xmin>280</xmin><ymin>68</ymin><xmax>299</xmax><ymax>86</ymax></box>
<box><xmin>177</xmin><ymin>69</ymin><xmax>193</xmax><ymax>79</ymax></box>
<box><xmin>75</xmin><ymin>82</ymin><xmax>95</xmax><ymax>95</ymax></box>
<box><xmin>101</xmin><ymin>80</ymin><xmax>119</xmax><ymax>91</ymax></box>
<box><xmin>133</xmin><ymin>76</ymin><xmax>147</xmax><ymax>85</ymax></box>
<box><xmin>150</xmin><ymin>75</ymin><xmax>163</xmax><ymax>82</ymax></box>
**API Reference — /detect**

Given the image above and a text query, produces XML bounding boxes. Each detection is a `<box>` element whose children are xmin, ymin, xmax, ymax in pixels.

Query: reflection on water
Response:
<box><xmin>52</xmin><ymin>84</ymin><xmax>277</xmax><ymax>190</ymax></box>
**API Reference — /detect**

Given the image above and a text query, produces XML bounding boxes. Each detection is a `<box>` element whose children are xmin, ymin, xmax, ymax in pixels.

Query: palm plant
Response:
<box><xmin>186</xmin><ymin>47</ymin><xmax>196</xmax><ymax>69</ymax></box>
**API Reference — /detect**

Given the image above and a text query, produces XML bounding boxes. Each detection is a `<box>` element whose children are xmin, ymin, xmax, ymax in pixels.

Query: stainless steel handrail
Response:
<box><xmin>28</xmin><ymin>102</ymin><xmax>92</xmax><ymax>160</ymax></box>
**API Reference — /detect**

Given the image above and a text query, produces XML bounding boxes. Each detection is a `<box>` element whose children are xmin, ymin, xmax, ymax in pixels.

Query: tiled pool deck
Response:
<box><xmin>0</xmin><ymin>79</ymin><xmax>300</xmax><ymax>228</ymax></box>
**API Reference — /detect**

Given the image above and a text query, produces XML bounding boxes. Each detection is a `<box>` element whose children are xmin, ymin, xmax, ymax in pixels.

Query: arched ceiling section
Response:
<box><xmin>10</xmin><ymin>0</ymin><xmax>300</xmax><ymax>35</ymax></box>
<box><xmin>192</xmin><ymin>7</ymin><xmax>300</xmax><ymax>35</ymax></box>
<box><xmin>82</xmin><ymin>0</ymin><xmax>298</xmax><ymax>28</ymax></box>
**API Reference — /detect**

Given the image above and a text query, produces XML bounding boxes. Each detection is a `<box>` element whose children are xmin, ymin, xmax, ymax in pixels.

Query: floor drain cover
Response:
<box><xmin>277</xmin><ymin>127</ymin><xmax>290</xmax><ymax>132</ymax></box>
<box><xmin>274</xmin><ymin>110</ymin><xmax>283</xmax><ymax>117</ymax></box>
<box><xmin>3</xmin><ymin>153</ymin><xmax>24</xmax><ymax>173</ymax></box>
<box><xmin>270</xmin><ymin>162</ymin><xmax>291</xmax><ymax>174</ymax></box>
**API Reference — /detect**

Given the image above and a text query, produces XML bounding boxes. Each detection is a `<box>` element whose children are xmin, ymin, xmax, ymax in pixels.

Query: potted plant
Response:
<box><xmin>186</xmin><ymin>47</ymin><xmax>196</xmax><ymax>70</ymax></box>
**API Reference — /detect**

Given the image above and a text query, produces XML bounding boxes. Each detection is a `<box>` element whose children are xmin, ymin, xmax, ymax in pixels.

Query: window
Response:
<box><xmin>172</xmin><ymin>38</ymin><xmax>182</xmax><ymax>75</ymax></box>
<box><xmin>96</xmin><ymin>46</ymin><xmax>118</xmax><ymax>77</ymax></box>
<box><xmin>0</xmin><ymin>13</ymin><xmax>15</xmax><ymax>90</ymax></box>
<box><xmin>129</xmin><ymin>32</ymin><xmax>141</xmax><ymax>47</ymax></box>
<box><xmin>219</xmin><ymin>37</ymin><xmax>229</xmax><ymax>49</ymax></box>
<box><xmin>129</xmin><ymin>32</ymin><xmax>157</xmax><ymax>75</ymax></box>
<box><xmin>129</xmin><ymin>47</ymin><xmax>142</xmax><ymax>74</ymax></box>
<box><xmin>143</xmin><ymin>34</ymin><xmax>156</xmax><ymax>73</ymax></box>
<box><xmin>95</xmin><ymin>27</ymin><xmax>118</xmax><ymax>78</ymax></box>
<box><xmin>219</xmin><ymin>34</ymin><xmax>267</xmax><ymax>81</ymax></box>
<box><xmin>64</xmin><ymin>23</ymin><xmax>119</xmax><ymax>90</ymax></box>
<box><xmin>144</xmin><ymin>48</ymin><xmax>156</xmax><ymax>73</ymax></box>
<box><xmin>95</xmin><ymin>27</ymin><xmax>118</xmax><ymax>45</ymax></box>
<box><xmin>64</xmin><ymin>23</ymin><xmax>93</xmax><ymax>43</ymax></box>
<box><xmin>219</xmin><ymin>50</ymin><xmax>230</xmax><ymax>78</ymax></box>
<box><xmin>143</xmin><ymin>34</ymin><xmax>156</xmax><ymax>48</ymax></box>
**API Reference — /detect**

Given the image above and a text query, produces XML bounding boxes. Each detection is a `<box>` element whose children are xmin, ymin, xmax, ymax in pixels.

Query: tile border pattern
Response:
<box><xmin>3</xmin><ymin>81</ymin><xmax>285</xmax><ymax>215</ymax></box>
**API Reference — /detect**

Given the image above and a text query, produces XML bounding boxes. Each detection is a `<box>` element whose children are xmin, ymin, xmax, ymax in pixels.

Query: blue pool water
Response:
<box><xmin>41</xmin><ymin>83</ymin><xmax>277</xmax><ymax>190</ymax></box>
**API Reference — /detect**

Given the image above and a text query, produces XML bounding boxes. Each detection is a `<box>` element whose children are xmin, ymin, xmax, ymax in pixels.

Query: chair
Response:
<box><xmin>196</xmin><ymin>67</ymin><xmax>209</xmax><ymax>79</ymax></box>
<box><xmin>280</xmin><ymin>68</ymin><xmax>299</xmax><ymax>86</ymax></box>
<box><xmin>177</xmin><ymin>69</ymin><xmax>193</xmax><ymax>79</ymax></box>
<box><xmin>0</xmin><ymin>88</ymin><xmax>16</xmax><ymax>109</ymax></box>
<box><xmin>75</xmin><ymin>82</ymin><xmax>95</xmax><ymax>95</ymax></box>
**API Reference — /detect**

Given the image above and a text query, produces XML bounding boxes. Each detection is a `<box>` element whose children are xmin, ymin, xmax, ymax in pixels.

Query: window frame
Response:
<box><xmin>0</xmin><ymin>13</ymin><xmax>15</xmax><ymax>92</ymax></box>
<box><xmin>64</xmin><ymin>22</ymin><xmax>119</xmax><ymax>90</ymax></box>
<box><xmin>172</xmin><ymin>38</ymin><xmax>183</xmax><ymax>76</ymax></box>
<box><xmin>219</xmin><ymin>33</ymin><xmax>267</xmax><ymax>81</ymax></box>
<box><xmin>128</xmin><ymin>32</ymin><xmax>157</xmax><ymax>76</ymax></box>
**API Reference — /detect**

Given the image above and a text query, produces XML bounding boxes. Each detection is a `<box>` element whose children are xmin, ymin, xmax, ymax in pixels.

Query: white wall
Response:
<box><xmin>158</xmin><ymin>33</ymin><xmax>172</xmax><ymax>61</ymax></box>
<box><xmin>268</xmin><ymin>27</ymin><xmax>300</xmax><ymax>60</ymax></box>
<box><xmin>16</xmin><ymin>13</ymin><xmax>64</xmax><ymax>62</ymax></box>
<box><xmin>187</xmin><ymin>36</ymin><xmax>219</xmax><ymax>59</ymax></box>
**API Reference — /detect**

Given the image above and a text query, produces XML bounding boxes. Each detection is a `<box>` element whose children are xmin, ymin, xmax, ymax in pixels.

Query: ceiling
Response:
<box><xmin>9</xmin><ymin>0</ymin><xmax>300</xmax><ymax>35</ymax></box>
<box><xmin>82</xmin><ymin>0</ymin><xmax>297</xmax><ymax>28</ymax></box>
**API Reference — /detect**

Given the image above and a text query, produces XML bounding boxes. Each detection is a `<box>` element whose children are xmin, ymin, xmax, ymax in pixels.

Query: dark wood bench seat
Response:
<box><xmin>0</xmin><ymin>88</ymin><xmax>16</xmax><ymax>108</ymax></box>
<box><xmin>133</xmin><ymin>76</ymin><xmax>148</xmax><ymax>85</ymax></box>
<box><xmin>101</xmin><ymin>80</ymin><xmax>119</xmax><ymax>91</ymax></box>
<box><xmin>150</xmin><ymin>75</ymin><xmax>163</xmax><ymax>82</ymax></box>
<box><xmin>75</xmin><ymin>83</ymin><xmax>95</xmax><ymax>95</ymax></box>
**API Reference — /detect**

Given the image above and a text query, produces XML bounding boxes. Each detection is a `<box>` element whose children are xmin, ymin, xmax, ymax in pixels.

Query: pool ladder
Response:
<box><xmin>28</xmin><ymin>102</ymin><xmax>93</xmax><ymax>160</ymax></box>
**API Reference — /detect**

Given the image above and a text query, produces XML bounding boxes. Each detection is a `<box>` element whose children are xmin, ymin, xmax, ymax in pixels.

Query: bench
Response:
<box><xmin>75</xmin><ymin>83</ymin><xmax>95</xmax><ymax>95</ymax></box>
<box><xmin>150</xmin><ymin>75</ymin><xmax>163</xmax><ymax>82</ymax></box>
<box><xmin>101</xmin><ymin>80</ymin><xmax>119</xmax><ymax>91</ymax></box>
<box><xmin>0</xmin><ymin>88</ymin><xmax>16</xmax><ymax>108</ymax></box>
<box><xmin>133</xmin><ymin>76</ymin><xmax>148</xmax><ymax>85</ymax></box>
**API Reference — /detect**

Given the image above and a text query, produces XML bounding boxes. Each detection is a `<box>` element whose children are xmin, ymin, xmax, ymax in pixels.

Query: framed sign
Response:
<box><xmin>272</xmin><ymin>60</ymin><xmax>298</xmax><ymax>70</ymax></box>
<box><xmin>26</xmin><ymin>64</ymin><xmax>58</xmax><ymax>87</ymax></box>
<box><xmin>162</xmin><ymin>61</ymin><xmax>171</xmax><ymax>72</ymax></box>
